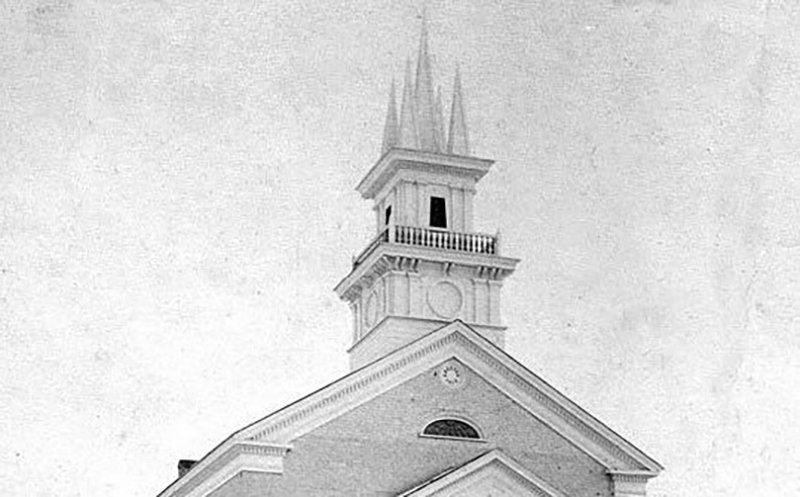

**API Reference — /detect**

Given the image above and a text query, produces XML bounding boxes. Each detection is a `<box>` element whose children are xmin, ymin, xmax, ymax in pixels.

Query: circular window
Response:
<box><xmin>438</xmin><ymin>362</ymin><xmax>465</xmax><ymax>389</ymax></box>
<box><xmin>427</xmin><ymin>281</ymin><xmax>462</xmax><ymax>319</ymax></box>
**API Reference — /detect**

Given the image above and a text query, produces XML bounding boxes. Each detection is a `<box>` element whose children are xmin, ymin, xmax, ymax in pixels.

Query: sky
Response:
<box><xmin>1</xmin><ymin>1</ymin><xmax>800</xmax><ymax>496</ymax></box>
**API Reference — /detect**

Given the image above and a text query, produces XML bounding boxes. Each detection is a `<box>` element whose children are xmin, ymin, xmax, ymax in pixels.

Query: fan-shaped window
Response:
<box><xmin>422</xmin><ymin>419</ymin><xmax>480</xmax><ymax>439</ymax></box>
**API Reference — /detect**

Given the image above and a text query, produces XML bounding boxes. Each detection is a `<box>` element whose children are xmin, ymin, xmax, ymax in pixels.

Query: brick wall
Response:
<box><xmin>210</xmin><ymin>361</ymin><xmax>611</xmax><ymax>496</ymax></box>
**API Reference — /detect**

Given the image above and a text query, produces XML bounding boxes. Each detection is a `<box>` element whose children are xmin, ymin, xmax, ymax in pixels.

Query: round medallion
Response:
<box><xmin>438</xmin><ymin>362</ymin><xmax>465</xmax><ymax>389</ymax></box>
<box><xmin>427</xmin><ymin>281</ymin><xmax>463</xmax><ymax>319</ymax></box>
<box><xmin>364</xmin><ymin>291</ymin><xmax>379</xmax><ymax>327</ymax></box>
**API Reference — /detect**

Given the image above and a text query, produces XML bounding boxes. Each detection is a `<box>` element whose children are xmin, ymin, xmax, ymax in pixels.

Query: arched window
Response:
<box><xmin>422</xmin><ymin>419</ymin><xmax>481</xmax><ymax>439</ymax></box>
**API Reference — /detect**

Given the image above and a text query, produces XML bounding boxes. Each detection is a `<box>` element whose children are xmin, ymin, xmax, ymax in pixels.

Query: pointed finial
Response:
<box><xmin>414</xmin><ymin>9</ymin><xmax>438</xmax><ymax>152</ymax></box>
<box><xmin>434</xmin><ymin>86</ymin><xmax>446</xmax><ymax>150</ymax></box>
<box><xmin>398</xmin><ymin>58</ymin><xmax>418</xmax><ymax>149</ymax></box>
<box><xmin>447</xmin><ymin>65</ymin><xmax>469</xmax><ymax>156</ymax></box>
<box><xmin>381</xmin><ymin>79</ymin><xmax>398</xmax><ymax>155</ymax></box>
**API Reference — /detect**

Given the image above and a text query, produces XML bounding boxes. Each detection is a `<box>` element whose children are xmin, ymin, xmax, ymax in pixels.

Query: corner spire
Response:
<box><xmin>447</xmin><ymin>65</ymin><xmax>470</xmax><ymax>156</ymax></box>
<box><xmin>414</xmin><ymin>10</ymin><xmax>439</xmax><ymax>152</ymax></box>
<box><xmin>434</xmin><ymin>86</ymin><xmax>446</xmax><ymax>150</ymax></box>
<box><xmin>381</xmin><ymin>79</ymin><xmax>398</xmax><ymax>155</ymax></box>
<box><xmin>398</xmin><ymin>58</ymin><xmax>418</xmax><ymax>149</ymax></box>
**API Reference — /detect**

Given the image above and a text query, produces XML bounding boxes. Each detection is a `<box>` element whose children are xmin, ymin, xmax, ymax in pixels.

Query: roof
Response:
<box><xmin>159</xmin><ymin>320</ymin><xmax>662</xmax><ymax>497</ymax></box>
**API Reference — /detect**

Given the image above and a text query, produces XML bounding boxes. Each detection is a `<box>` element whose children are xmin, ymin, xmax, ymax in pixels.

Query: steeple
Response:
<box><xmin>381</xmin><ymin>80</ymin><xmax>398</xmax><ymax>155</ymax></box>
<box><xmin>398</xmin><ymin>59</ymin><xmax>418</xmax><ymax>149</ymax></box>
<box><xmin>380</xmin><ymin>15</ymin><xmax>471</xmax><ymax>159</ymax></box>
<box><xmin>447</xmin><ymin>66</ymin><xmax>469</xmax><ymax>156</ymax></box>
<box><xmin>414</xmin><ymin>12</ymin><xmax>439</xmax><ymax>152</ymax></box>
<box><xmin>336</xmin><ymin>14</ymin><xmax>518</xmax><ymax>371</ymax></box>
<box><xmin>434</xmin><ymin>86</ymin><xmax>446</xmax><ymax>151</ymax></box>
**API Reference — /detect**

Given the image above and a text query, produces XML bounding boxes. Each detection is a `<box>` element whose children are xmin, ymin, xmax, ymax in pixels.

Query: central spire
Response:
<box><xmin>383</xmin><ymin>12</ymin><xmax>470</xmax><ymax>158</ymax></box>
<box><xmin>414</xmin><ymin>12</ymin><xmax>439</xmax><ymax>152</ymax></box>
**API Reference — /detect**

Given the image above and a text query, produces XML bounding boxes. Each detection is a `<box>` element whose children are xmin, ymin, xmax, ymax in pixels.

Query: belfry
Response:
<box><xmin>335</xmin><ymin>18</ymin><xmax>519</xmax><ymax>370</ymax></box>
<box><xmin>159</xmin><ymin>16</ymin><xmax>662</xmax><ymax>497</ymax></box>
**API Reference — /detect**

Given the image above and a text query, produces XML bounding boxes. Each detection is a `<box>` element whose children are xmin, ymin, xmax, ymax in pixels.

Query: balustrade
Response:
<box><xmin>354</xmin><ymin>226</ymin><xmax>498</xmax><ymax>267</ymax></box>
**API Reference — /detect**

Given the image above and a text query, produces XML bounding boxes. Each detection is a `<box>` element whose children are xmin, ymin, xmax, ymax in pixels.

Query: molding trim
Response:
<box><xmin>248</xmin><ymin>333</ymin><xmax>459</xmax><ymax>441</ymax></box>
<box><xmin>161</xmin><ymin>321</ymin><xmax>662</xmax><ymax>496</ymax></box>
<box><xmin>162</xmin><ymin>443</ymin><xmax>290</xmax><ymax>497</ymax></box>
<box><xmin>357</xmin><ymin>148</ymin><xmax>494</xmax><ymax>200</ymax></box>
<box><xmin>336</xmin><ymin>248</ymin><xmax>519</xmax><ymax>304</ymax></box>
<box><xmin>398</xmin><ymin>450</ymin><xmax>567</xmax><ymax>497</ymax></box>
<box><xmin>242</xmin><ymin>322</ymin><xmax>660</xmax><ymax>472</ymax></box>
<box><xmin>608</xmin><ymin>469</ymin><xmax>657</xmax><ymax>496</ymax></box>
<box><xmin>453</xmin><ymin>334</ymin><xmax>645</xmax><ymax>469</ymax></box>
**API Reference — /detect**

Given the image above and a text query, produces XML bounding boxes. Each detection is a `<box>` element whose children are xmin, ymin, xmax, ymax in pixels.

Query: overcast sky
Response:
<box><xmin>2</xmin><ymin>1</ymin><xmax>800</xmax><ymax>496</ymax></box>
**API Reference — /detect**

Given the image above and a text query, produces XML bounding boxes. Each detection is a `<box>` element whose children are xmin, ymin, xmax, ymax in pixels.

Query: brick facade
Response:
<box><xmin>209</xmin><ymin>361</ymin><xmax>610</xmax><ymax>496</ymax></box>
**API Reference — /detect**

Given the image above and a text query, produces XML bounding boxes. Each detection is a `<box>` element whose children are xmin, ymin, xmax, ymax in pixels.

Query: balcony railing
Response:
<box><xmin>353</xmin><ymin>225</ymin><xmax>499</xmax><ymax>268</ymax></box>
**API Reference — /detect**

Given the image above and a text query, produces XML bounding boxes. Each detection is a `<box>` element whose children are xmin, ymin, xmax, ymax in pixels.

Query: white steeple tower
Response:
<box><xmin>335</xmin><ymin>15</ymin><xmax>519</xmax><ymax>370</ymax></box>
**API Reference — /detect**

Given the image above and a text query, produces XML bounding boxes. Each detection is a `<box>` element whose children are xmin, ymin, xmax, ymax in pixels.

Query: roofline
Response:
<box><xmin>462</xmin><ymin>323</ymin><xmax>665</xmax><ymax>472</ymax></box>
<box><xmin>159</xmin><ymin>320</ymin><xmax>662</xmax><ymax>495</ymax></box>
<box><xmin>356</xmin><ymin>148</ymin><xmax>495</xmax><ymax>200</ymax></box>
<box><xmin>157</xmin><ymin>320</ymin><xmax>460</xmax><ymax>497</ymax></box>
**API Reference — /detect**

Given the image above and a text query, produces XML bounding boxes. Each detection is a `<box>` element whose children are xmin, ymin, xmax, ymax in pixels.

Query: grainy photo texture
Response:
<box><xmin>2</xmin><ymin>2</ymin><xmax>799</xmax><ymax>496</ymax></box>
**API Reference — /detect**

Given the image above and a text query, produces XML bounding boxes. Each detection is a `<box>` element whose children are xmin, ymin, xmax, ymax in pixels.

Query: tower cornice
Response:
<box><xmin>334</xmin><ymin>231</ymin><xmax>519</xmax><ymax>304</ymax></box>
<box><xmin>357</xmin><ymin>148</ymin><xmax>494</xmax><ymax>200</ymax></box>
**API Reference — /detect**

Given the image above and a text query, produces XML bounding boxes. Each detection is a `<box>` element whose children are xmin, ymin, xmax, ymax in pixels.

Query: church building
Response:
<box><xmin>158</xmin><ymin>19</ymin><xmax>662</xmax><ymax>497</ymax></box>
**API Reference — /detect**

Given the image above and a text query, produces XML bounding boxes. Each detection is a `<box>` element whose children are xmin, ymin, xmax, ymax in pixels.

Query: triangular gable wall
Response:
<box><xmin>160</xmin><ymin>321</ymin><xmax>661</xmax><ymax>497</ymax></box>
<box><xmin>400</xmin><ymin>450</ymin><xmax>567</xmax><ymax>497</ymax></box>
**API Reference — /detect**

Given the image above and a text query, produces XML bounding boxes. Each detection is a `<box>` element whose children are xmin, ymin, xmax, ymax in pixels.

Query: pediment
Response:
<box><xmin>160</xmin><ymin>320</ymin><xmax>661</xmax><ymax>497</ymax></box>
<box><xmin>399</xmin><ymin>450</ymin><xmax>566</xmax><ymax>497</ymax></box>
<box><xmin>240</xmin><ymin>321</ymin><xmax>660</xmax><ymax>471</ymax></box>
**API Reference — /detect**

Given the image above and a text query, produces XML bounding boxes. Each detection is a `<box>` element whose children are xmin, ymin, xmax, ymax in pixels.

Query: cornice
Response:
<box><xmin>240</xmin><ymin>322</ymin><xmax>660</xmax><ymax>472</ymax></box>
<box><xmin>399</xmin><ymin>450</ymin><xmax>567</xmax><ymax>497</ymax></box>
<box><xmin>452</xmin><ymin>333</ymin><xmax>647</xmax><ymax>470</ymax></box>
<box><xmin>163</xmin><ymin>322</ymin><xmax>661</xmax><ymax>497</ymax></box>
<box><xmin>159</xmin><ymin>443</ymin><xmax>291</xmax><ymax>497</ymax></box>
<box><xmin>335</xmin><ymin>246</ymin><xmax>519</xmax><ymax>303</ymax></box>
<box><xmin>247</xmin><ymin>332</ymin><xmax>458</xmax><ymax>442</ymax></box>
<box><xmin>357</xmin><ymin>148</ymin><xmax>494</xmax><ymax>200</ymax></box>
<box><xmin>607</xmin><ymin>469</ymin><xmax>659</xmax><ymax>481</ymax></box>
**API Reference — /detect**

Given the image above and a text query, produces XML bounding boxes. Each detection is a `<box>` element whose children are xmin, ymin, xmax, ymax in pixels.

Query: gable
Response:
<box><xmin>400</xmin><ymin>450</ymin><xmax>568</xmax><ymax>497</ymax></box>
<box><xmin>161</xmin><ymin>321</ymin><xmax>661</xmax><ymax>497</ymax></box>
<box><xmin>248</xmin><ymin>360</ymin><xmax>609</xmax><ymax>496</ymax></box>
